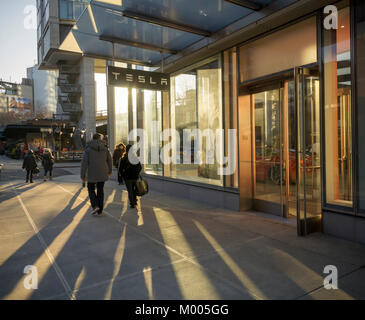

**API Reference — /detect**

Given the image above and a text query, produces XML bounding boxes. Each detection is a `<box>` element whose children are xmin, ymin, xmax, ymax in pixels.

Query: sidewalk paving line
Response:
<box><xmin>10</xmin><ymin>183</ymin><xmax>76</xmax><ymax>300</ymax></box>
<box><xmin>5</xmin><ymin>180</ymin><xmax>186</xmax><ymax>300</ymax></box>
<box><xmin>41</xmin><ymin>257</ymin><xmax>188</xmax><ymax>300</ymax></box>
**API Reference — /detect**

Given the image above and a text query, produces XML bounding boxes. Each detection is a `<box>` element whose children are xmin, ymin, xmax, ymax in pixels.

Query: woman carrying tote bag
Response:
<box><xmin>118</xmin><ymin>144</ymin><xmax>143</xmax><ymax>209</ymax></box>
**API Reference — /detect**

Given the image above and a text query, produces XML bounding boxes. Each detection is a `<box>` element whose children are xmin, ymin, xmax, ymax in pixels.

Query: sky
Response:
<box><xmin>0</xmin><ymin>0</ymin><xmax>37</xmax><ymax>84</ymax></box>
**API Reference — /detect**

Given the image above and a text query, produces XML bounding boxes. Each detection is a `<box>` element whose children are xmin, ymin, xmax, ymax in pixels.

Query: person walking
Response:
<box><xmin>41</xmin><ymin>148</ymin><xmax>55</xmax><ymax>181</ymax></box>
<box><xmin>113</xmin><ymin>143</ymin><xmax>126</xmax><ymax>185</ymax></box>
<box><xmin>81</xmin><ymin>133</ymin><xmax>112</xmax><ymax>215</ymax></box>
<box><xmin>113</xmin><ymin>143</ymin><xmax>125</xmax><ymax>168</ymax></box>
<box><xmin>22</xmin><ymin>150</ymin><xmax>37</xmax><ymax>183</ymax></box>
<box><xmin>118</xmin><ymin>144</ymin><xmax>142</xmax><ymax>209</ymax></box>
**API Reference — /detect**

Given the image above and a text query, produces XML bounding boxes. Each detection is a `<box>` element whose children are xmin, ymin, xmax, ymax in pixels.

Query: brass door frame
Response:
<box><xmin>239</xmin><ymin>66</ymin><xmax>321</xmax><ymax>226</ymax></box>
<box><xmin>295</xmin><ymin>66</ymin><xmax>322</xmax><ymax>236</ymax></box>
<box><xmin>250</xmin><ymin>82</ymin><xmax>287</xmax><ymax>217</ymax></box>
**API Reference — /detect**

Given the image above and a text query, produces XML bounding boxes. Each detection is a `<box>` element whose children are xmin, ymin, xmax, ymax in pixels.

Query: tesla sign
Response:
<box><xmin>107</xmin><ymin>66</ymin><xmax>170</xmax><ymax>91</ymax></box>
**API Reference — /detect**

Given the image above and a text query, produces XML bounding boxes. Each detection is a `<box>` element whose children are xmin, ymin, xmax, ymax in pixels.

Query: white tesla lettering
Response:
<box><xmin>110</xmin><ymin>69</ymin><xmax>169</xmax><ymax>89</ymax></box>
<box><xmin>112</xmin><ymin>72</ymin><xmax>121</xmax><ymax>80</ymax></box>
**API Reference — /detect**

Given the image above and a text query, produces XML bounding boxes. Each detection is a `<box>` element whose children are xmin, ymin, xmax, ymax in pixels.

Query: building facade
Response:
<box><xmin>27</xmin><ymin>65</ymin><xmax>59</xmax><ymax>118</ymax></box>
<box><xmin>36</xmin><ymin>0</ymin><xmax>95</xmax><ymax>139</ymax></box>
<box><xmin>0</xmin><ymin>80</ymin><xmax>34</xmax><ymax>126</ymax></box>
<box><xmin>39</xmin><ymin>0</ymin><xmax>365</xmax><ymax>244</ymax></box>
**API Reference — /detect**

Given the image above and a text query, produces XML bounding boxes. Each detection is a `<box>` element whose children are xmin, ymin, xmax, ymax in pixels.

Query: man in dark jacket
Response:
<box><xmin>81</xmin><ymin>133</ymin><xmax>112</xmax><ymax>215</ymax></box>
<box><xmin>22</xmin><ymin>150</ymin><xmax>37</xmax><ymax>183</ymax></box>
<box><xmin>118</xmin><ymin>144</ymin><xmax>142</xmax><ymax>208</ymax></box>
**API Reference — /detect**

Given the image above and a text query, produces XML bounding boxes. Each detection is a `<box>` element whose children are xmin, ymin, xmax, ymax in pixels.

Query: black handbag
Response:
<box><xmin>33</xmin><ymin>167</ymin><xmax>40</xmax><ymax>174</ymax></box>
<box><xmin>135</xmin><ymin>175</ymin><xmax>149</xmax><ymax>197</ymax></box>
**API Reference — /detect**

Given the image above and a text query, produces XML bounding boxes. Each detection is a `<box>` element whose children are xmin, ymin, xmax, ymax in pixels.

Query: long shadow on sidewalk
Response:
<box><xmin>110</xmin><ymin>185</ymin><xmax>364</xmax><ymax>300</ymax></box>
<box><xmin>46</xmin><ymin>185</ymin><xmax>184</xmax><ymax>300</ymax></box>
<box><xmin>0</xmin><ymin>186</ymin><xmax>87</xmax><ymax>299</ymax></box>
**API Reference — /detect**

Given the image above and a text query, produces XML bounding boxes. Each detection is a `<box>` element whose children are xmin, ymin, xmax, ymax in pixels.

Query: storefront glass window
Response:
<box><xmin>324</xmin><ymin>5</ymin><xmax>353</xmax><ymax>207</ymax></box>
<box><xmin>95</xmin><ymin>73</ymin><xmax>107</xmax><ymax>113</ymax></box>
<box><xmin>114</xmin><ymin>87</ymin><xmax>129</xmax><ymax>146</ymax></box>
<box><xmin>169</xmin><ymin>57</ymin><xmax>224</xmax><ymax>186</ymax></box>
<box><xmin>143</xmin><ymin>90</ymin><xmax>163</xmax><ymax>175</ymax></box>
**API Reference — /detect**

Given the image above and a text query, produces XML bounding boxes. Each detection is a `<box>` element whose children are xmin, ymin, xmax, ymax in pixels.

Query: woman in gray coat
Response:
<box><xmin>81</xmin><ymin>133</ymin><xmax>112</xmax><ymax>215</ymax></box>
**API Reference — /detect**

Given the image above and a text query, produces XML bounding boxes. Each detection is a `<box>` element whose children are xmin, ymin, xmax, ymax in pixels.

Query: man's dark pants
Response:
<box><xmin>87</xmin><ymin>182</ymin><xmax>105</xmax><ymax>211</ymax></box>
<box><xmin>125</xmin><ymin>180</ymin><xmax>137</xmax><ymax>206</ymax></box>
<box><xmin>44</xmin><ymin>168</ymin><xmax>53</xmax><ymax>177</ymax></box>
<box><xmin>26</xmin><ymin>170</ymin><xmax>33</xmax><ymax>182</ymax></box>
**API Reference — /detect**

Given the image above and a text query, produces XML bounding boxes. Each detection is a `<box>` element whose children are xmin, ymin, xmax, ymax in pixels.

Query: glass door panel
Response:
<box><xmin>252</xmin><ymin>88</ymin><xmax>283</xmax><ymax>215</ymax></box>
<box><xmin>295</xmin><ymin>67</ymin><xmax>322</xmax><ymax>236</ymax></box>
<box><xmin>250</xmin><ymin>68</ymin><xmax>321</xmax><ymax>228</ymax></box>
<box><xmin>285</xmin><ymin>80</ymin><xmax>298</xmax><ymax>218</ymax></box>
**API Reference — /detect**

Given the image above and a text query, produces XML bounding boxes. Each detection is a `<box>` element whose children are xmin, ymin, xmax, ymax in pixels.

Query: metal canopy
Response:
<box><xmin>60</xmin><ymin>0</ymin><xmax>281</xmax><ymax>66</ymax></box>
<box><xmin>224</xmin><ymin>0</ymin><xmax>262</xmax><ymax>10</ymax></box>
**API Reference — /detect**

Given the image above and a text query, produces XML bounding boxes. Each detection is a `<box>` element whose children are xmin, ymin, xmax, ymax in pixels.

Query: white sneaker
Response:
<box><xmin>91</xmin><ymin>207</ymin><xmax>100</xmax><ymax>215</ymax></box>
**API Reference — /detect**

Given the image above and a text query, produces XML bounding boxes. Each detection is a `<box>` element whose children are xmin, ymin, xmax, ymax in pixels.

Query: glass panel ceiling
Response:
<box><xmin>91</xmin><ymin>3</ymin><xmax>204</xmax><ymax>51</ymax></box>
<box><xmin>69</xmin><ymin>0</ymin><xmax>279</xmax><ymax>65</ymax></box>
<box><xmin>108</xmin><ymin>0</ymin><xmax>254</xmax><ymax>33</ymax></box>
<box><xmin>73</xmin><ymin>28</ymin><xmax>170</xmax><ymax>65</ymax></box>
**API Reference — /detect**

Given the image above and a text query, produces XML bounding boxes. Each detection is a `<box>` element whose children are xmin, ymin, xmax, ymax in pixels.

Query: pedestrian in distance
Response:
<box><xmin>118</xmin><ymin>144</ymin><xmax>142</xmax><ymax>209</ymax></box>
<box><xmin>22</xmin><ymin>149</ymin><xmax>37</xmax><ymax>183</ymax></box>
<box><xmin>113</xmin><ymin>143</ymin><xmax>126</xmax><ymax>185</ymax></box>
<box><xmin>42</xmin><ymin>148</ymin><xmax>55</xmax><ymax>181</ymax></box>
<box><xmin>113</xmin><ymin>143</ymin><xmax>125</xmax><ymax>167</ymax></box>
<box><xmin>81</xmin><ymin>133</ymin><xmax>112</xmax><ymax>216</ymax></box>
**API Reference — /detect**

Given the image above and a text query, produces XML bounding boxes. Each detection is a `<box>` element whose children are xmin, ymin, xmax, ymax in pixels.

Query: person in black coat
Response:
<box><xmin>41</xmin><ymin>148</ymin><xmax>55</xmax><ymax>181</ymax></box>
<box><xmin>22</xmin><ymin>150</ymin><xmax>37</xmax><ymax>183</ymax></box>
<box><xmin>118</xmin><ymin>144</ymin><xmax>142</xmax><ymax>208</ymax></box>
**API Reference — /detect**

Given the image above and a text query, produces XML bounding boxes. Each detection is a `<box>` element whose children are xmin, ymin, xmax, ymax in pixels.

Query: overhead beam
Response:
<box><xmin>224</xmin><ymin>0</ymin><xmax>262</xmax><ymax>11</ymax></box>
<box><xmin>122</xmin><ymin>10</ymin><xmax>211</xmax><ymax>37</ymax></box>
<box><xmin>82</xmin><ymin>53</ymin><xmax>153</xmax><ymax>67</ymax></box>
<box><xmin>99</xmin><ymin>35</ymin><xmax>177</xmax><ymax>55</ymax></box>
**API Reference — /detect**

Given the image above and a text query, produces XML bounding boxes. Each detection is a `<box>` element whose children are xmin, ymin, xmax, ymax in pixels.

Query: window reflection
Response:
<box><xmin>143</xmin><ymin>91</ymin><xmax>163</xmax><ymax>175</ymax></box>
<box><xmin>59</xmin><ymin>0</ymin><xmax>90</xmax><ymax>20</ymax></box>
<box><xmin>254</xmin><ymin>89</ymin><xmax>282</xmax><ymax>204</ymax></box>
<box><xmin>170</xmin><ymin>57</ymin><xmax>223</xmax><ymax>186</ymax></box>
<box><xmin>324</xmin><ymin>5</ymin><xmax>353</xmax><ymax>207</ymax></box>
<box><xmin>95</xmin><ymin>73</ymin><xmax>107</xmax><ymax>113</ymax></box>
<box><xmin>114</xmin><ymin>87</ymin><xmax>129</xmax><ymax>145</ymax></box>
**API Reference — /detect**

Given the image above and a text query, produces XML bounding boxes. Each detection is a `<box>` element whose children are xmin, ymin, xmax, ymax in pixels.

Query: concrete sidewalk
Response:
<box><xmin>0</xmin><ymin>162</ymin><xmax>365</xmax><ymax>299</ymax></box>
